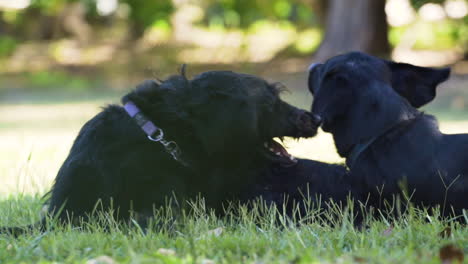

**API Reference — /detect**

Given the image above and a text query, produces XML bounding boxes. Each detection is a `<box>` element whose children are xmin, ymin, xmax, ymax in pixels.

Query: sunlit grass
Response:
<box><xmin>0</xmin><ymin>195</ymin><xmax>467</xmax><ymax>263</ymax></box>
<box><xmin>0</xmin><ymin>101</ymin><xmax>104</xmax><ymax>196</ymax></box>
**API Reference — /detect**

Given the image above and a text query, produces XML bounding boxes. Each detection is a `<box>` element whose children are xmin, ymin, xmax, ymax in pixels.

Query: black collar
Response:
<box><xmin>346</xmin><ymin>113</ymin><xmax>422</xmax><ymax>169</ymax></box>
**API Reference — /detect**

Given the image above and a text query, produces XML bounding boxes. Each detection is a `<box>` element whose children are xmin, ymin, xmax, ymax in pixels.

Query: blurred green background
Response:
<box><xmin>1</xmin><ymin>0</ymin><xmax>468</xmax><ymax>196</ymax></box>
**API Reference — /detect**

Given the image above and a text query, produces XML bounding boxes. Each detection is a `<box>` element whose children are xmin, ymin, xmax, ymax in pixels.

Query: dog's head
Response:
<box><xmin>123</xmin><ymin>71</ymin><xmax>320</xmax><ymax>166</ymax></box>
<box><xmin>308</xmin><ymin>52</ymin><xmax>450</xmax><ymax>157</ymax></box>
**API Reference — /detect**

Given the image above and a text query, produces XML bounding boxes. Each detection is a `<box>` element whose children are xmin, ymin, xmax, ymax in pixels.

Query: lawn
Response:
<box><xmin>0</xmin><ymin>198</ymin><xmax>466</xmax><ymax>263</ymax></box>
<box><xmin>0</xmin><ymin>77</ymin><xmax>467</xmax><ymax>263</ymax></box>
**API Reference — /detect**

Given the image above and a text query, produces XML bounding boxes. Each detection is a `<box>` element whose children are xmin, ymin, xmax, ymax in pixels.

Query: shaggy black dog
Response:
<box><xmin>308</xmin><ymin>52</ymin><xmax>467</xmax><ymax>217</ymax></box>
<box><xmin>2</xmin><ymin>70</ymin><xmax>340</xmax><ymax>235</ymax></box>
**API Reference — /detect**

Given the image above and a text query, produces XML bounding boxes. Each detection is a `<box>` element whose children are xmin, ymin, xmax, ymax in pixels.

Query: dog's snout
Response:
<box><xmin>289</xmin><ymin>110</ymin><xmax>320</xmax><ymax>138</ymax></box>
<box><xmin>298</xmin><ymin>112</ymin><xmax>322</xmax><ymax>126</ymax></box>
<box><xmin>296</xmin><ymin>111</ymin><xmax>319</xmax><ymax>126</ymax></box>
<box><xmin>296</xmin><ymin>111</ymin><xmax>310</xmax><ymax>123</ymax></box>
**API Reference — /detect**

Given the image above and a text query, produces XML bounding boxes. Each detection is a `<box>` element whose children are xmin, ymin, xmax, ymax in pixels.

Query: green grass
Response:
<box><xmin>0</xmin><ymin>89</ymin><xmax>467</xmax><ymax>263</ymax></box>
<box><xmin>0</xmin><ymin>197</ymin><xmax>467</xmax><ymax>263</ymax></box>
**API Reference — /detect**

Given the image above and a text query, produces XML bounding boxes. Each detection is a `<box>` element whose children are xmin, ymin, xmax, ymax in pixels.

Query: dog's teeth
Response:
<box><xmin>269</xmin><ymin>148</ymin><xmax>275</xmax><ymax>152</ymax></box>
<box><xmin>275</xmin><ymin>152</ymin><xmax>281</xmax><ymax>155</ymax></box>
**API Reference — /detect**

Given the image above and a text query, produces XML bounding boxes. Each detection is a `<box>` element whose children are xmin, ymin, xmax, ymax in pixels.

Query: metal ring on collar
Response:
<box><xmin>147</xmin><ymin>129</ymin><xmax>164</xmax><ymax>142</ymax></box>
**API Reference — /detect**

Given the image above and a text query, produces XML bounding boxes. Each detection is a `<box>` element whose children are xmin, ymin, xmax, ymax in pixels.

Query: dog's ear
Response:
<box><xmin>386</xmin><ymin>61</ymin><xmax>450</xmax><ymax>108</ymax></box>
<box><xmin>122</xmin><ymin>80</ymin><xmax>161</xmax><ymax>105</ymax></box>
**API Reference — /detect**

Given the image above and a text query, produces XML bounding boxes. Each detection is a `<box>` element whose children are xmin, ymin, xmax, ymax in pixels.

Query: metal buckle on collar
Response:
<box><xmin>148</xmin><ymin>128</ymin><xmax>186</xmax><ymax>166</ymax></box>
<box><xmin>160</xmin><ymin>140</ymin><xmax>178</xmax><ymax>153</ymax></box>
<box><xmin>160</xmin><ymin>139</ymin><xmax>182</xmax><ymax>161</ymax></box>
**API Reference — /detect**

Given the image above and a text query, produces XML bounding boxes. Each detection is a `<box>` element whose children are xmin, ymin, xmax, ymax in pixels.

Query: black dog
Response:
<box><xmin>308</xmin><ymin>52</ymin><xmax>467</xmax><ymax>217</ymax></box>
<box><xmin>2</xmin><ymin>70</ymin><xmax>333</xmax><ymax>234</ymax></box>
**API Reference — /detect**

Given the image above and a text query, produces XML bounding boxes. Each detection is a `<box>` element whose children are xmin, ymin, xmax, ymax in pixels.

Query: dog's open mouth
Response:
<box><xmin>264</xmin><ymin>139</ymin><xmax>298</xmax><ymax>166</ymax></box>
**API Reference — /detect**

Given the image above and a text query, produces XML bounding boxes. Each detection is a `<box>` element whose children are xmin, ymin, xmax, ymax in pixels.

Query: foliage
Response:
<box><xmin>0</xmin><ymin>36</ymin><xmax>17</xmax><ymax>57</ymax></box>
<box><xmin>409</xmin><ymin>0</ymin><xmax>447</xmax><ymax>10</ymax></box>
<box><xmin>200</xmin><ymin>0</ymin><xmax>316</xmax><ymax>29</ymax></box>
<box><xmin>294</xmin><ymin>28</ymin><xmax>323</xmax><ymax>54</ymax></box>
<box><xmin>28</xmin><ymin>0</ymin><xmax>75</xmax><ymax>16</ymax></box>
<box><xmin>389</xmin><ymin>18</ymin><xmax>468</xmax><ymax>50</ymax></box>
<box><xmin>0</xmin><ymin>0</ymin><xmax>467</xmax><ymax>70</ymax></box>
<box><xmin>414</xmin><ymin>20</ymin><xmax>468</xmax><ymax>50</ymax></box>
<box><xmin>121</xmin><ymin>0</ymin><xmax>174</xmax><ymax>35</ymax></box>
<box><xmin>2</xmin><ymin>0</ymin><xmax>174</xmax><ymax>39</ymax></box>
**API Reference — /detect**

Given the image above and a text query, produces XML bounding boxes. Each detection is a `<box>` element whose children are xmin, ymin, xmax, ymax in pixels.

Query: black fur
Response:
<box><xmin>308</xmin><ymin>52</ymin><xmax>467</xmax><ymax>217</ymax></box>
<box><xmin>252</xmin><ymin>158</ymin><xmax>356</xmax><ymax>218</ymax></box>
<box><xmin>2</xmin><ymin>70</ymin><xmax>337</xmax><ymax>235</ymax></box>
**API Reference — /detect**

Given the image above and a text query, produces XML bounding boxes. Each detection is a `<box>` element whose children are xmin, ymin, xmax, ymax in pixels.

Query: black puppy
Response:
<box><xmin>308</xmin><ymin>52</ymin><xmax>467</xmax><ymax>217</ymax></box>
<box><xmin>2</xmin><ymin>70</ymin><xmax>327</xmax><ymax>234</ymax></box>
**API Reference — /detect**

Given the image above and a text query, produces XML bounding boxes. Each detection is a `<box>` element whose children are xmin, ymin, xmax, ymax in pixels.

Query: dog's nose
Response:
<box><xmin>308</xmin><ymin>113</ymin><xmax>322</xmax><ymax>126</ymax></box>
<box><xmin>304</xmin><ymin>112</ymin><xmax>322</xmax><ymax>126</ymax></box>
<box><xmin>297</xmin><ymin>111</ymin><xmax>322</xmax><ymax>126</ymax></box>
<box><xmin>293</xmin><ymin>111</ymin><xmax>320</xmax><ymax>137</ymax></box>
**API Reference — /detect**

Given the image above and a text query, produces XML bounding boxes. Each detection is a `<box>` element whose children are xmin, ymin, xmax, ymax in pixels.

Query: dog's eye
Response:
<box><xmin>324</xmin><ymin>68</ymin><xmax>340</xmax><ymax>80</ymax></box>
<box><xmin>324</xmin><ymin>70</ymin><xmax>349</xmax><ymax>87</ymax></box>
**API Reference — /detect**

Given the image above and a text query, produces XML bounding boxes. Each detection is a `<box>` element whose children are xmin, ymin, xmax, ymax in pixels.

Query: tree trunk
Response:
<box><xmin>313</xmin><ymin>0</ymin><xmax>389</xmax><ymax>61</ymax></box>
<box><xmin>308</xmin><ymin>0</ymin><xmax>329</xmax><ymax>26</ymax></box>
